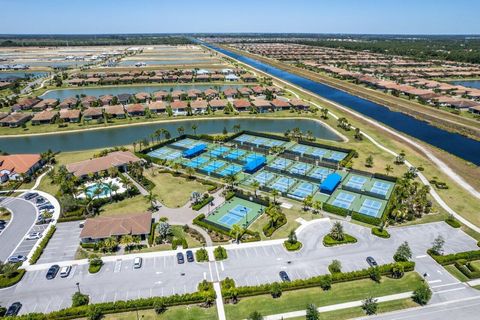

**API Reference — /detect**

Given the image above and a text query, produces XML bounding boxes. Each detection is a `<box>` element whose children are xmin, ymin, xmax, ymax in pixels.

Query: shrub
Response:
<box><xmin>319</xmin><ymin>274</ymin><xmax>332</xmax><ymax>290</ymax></box>
<box><xmin>248</xmin><ymin>311</ymin><xmax>264</xmax><ymax>320</ymax></box>
<box><xmin>445</xmin><ymin>216</ymin><xmax>461</xmax><ymax>228</ymax></box>
<box><xmin>369</xmin><ymin>267</ymin><xmax>381</xmax><ymax>283</ymax></box>
<box><xmin>323</xmin><ymin>234</ymin><xmax>357</xmax><ymax>247</ymax></box>
<box><xmin>88</xmin><ymin>257</ymin><xmax>103</xmax><ymax>274</ymax></box>
<box><xmin>0</xmin><ymin>306</ymin><xmax>5</xmax><ymax>317</ymax></box>
<box><xmin>306</xmin><ymin>303</ymin><xmax>319</xmax><ymax>320</ymax></box>
<box><xmin>412</xmin><ymin>282</ymin><xmax>432</xmax><ymax>305</ymax></box>
<box><xmin>0</xmin><ymin>269</ymin><xmax>26</xmax><ymax>288</ymax></box>
<box><xmin>214</xmin><ymin>246</ymin><xmax>228</xmax><ymax>261</ymax></box>
<box><xmin>429</xmin><ymin>249</ymin><xmax>480</xmax><ymax>265</ymax></box>
<box><xmin>329</xmin><ymin>260</ymin><xmax>342</xmax><ymax>274</ymax></box>
<box><xmin>192</xmin><ymin>196</ymin><xmax>213</xmax><ymax>211</ymax></box>
<box><xmin>284</xmin><ymin>240</ymin><xmax>302</xmax><ymax>251</ymax></box>
<box><xmin>351</xmin><ymin>212</ymin><xmax>381</xmax><ymax>226</ymax></box>
<box><xmin>29</xmin><ymin>225</ymin><xmax>56</xmax><ymax>264</ymax></box>
<box><xmin>322</xmin><ymin>203</ymin><xmax>349</xmax><ymax>217</ymax></box>
<box><xmin>196</xmin><ymin>248</ymin><xmax>209</xmax><ymax>262</ymax></box>
<box><xmin>371</xmin><ymin>227</ymin><xmax>390</xmax><ymax>238</ymax></box>
<box><xmin>270</xmin><ymin>282</ymin><xmax>282</xmax><ymax>298</ymax></box>
<box><xmin>87</xmin><ymin>305</ymin><xmax>102</xmax><ymax>320</ymax></box>
<box><xmin>221</xmin><ymin>277</ymin><xmax>236</xmax><ymax>291</ymax></box>
<box><xmin>72</xmin><ymin>292</ymin><xmax>90</xmax><ymax>307</ymax></box>
<box><xmin>362</xmin><ymin>297</ymin><xmax>378</xmax><ymax>315</ymax></box>
<box><xmin>394</xmin><ymin>242</ymin><xmax>412</xmax><ymax>262</ymax></box>
<box><xmin>153</xmin><ymin>301</ymin><xmax>167</xmax><ymax>314</ymax></box>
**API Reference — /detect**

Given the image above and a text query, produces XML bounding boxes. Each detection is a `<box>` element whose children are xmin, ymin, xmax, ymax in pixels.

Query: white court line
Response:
<box><xmin>221</xmin><ymin>261</ymin><xmax>225</xmax><ymax>271</ymax></box>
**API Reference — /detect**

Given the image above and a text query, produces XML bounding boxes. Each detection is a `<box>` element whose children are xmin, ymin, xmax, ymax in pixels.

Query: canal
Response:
<box><xmin>202</xmin><ymin>42</ymin><xmax>480</xmax><ymax>166</ymax></box>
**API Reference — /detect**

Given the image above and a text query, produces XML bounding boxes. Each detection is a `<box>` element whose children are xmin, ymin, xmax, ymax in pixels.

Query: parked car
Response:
<box><xmin>38</xmin><ymin>204</ymin><xmax>54</xmax><ymax>210</ymax></box>
<box><xmin>60</xmin><ymin>265</ymin><xmax>72</xmax><ymax>278</ymax></box>
<box><xmin>366</xmin><ymin>256</ymin><xmax>378</xmax><ymax>267</ymax></box>
<box><xmin>24</xmin><ymin>192</ymin><xmax>38</xmax><ymax>200</ymax></box>
<box><xmin>176</xmin><ymin>252</ymin><xmax>185</xmax><ymax>264</ymax></box>
<box><xmin>35</xmin><ymin>197</ymin><xmax>45</xmax><ymax>204</ymax></box>
<box><xmin>133</xmin><ymin>257</ymin><xmax>143</xmax><ymax>269</ymax></box>
<box><xmin>25</xmin><ymin>232</ymin><xmax>42</xmax><ymax>240</ymax></box>
<box><xmin>186</xmin><ymin>250</ymin><xmax>194</xmax><ymax>262</ymax></box>
<box><xmin>46</xmin><ymin>265</ymin><xmax>60</xmax><ymax>280</ymax></box>
<box><xmin>0</xmin><ymin>224</ymin><xmax>5</xmax><ymax>231</ymax></box>
<box><xmin>5</xmin><ymin>302</ymin><xmax>22</xmax><ymax>316</ymax></box>
<box><xmin>0</xmin><ymin>219</ymin><xmax>6</xmax><ymax>225</ymax></box>
<box><xmin>279</xmin><ymin>271</ymin><xmax>290</xmax><ymax>282</ymax></box>
<box><xmin>8</xmin><ymin>255</ymin><xmax>27</xmax><ymax>263</ymax></box>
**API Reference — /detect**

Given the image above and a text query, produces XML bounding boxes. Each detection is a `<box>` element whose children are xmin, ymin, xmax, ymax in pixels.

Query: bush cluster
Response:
<box><xmin>214</xmin><ymin>246</ymin><xmax>228</xmax><ymax>260</ymax></box>
<box><xmin>351</xmin><ymin>212</ymin><xmax>381</xmax><ymax>226</ymax></box>
<box><xmin>428</xmin><ymin>249</ymin><xmax>480</xmax><ymax>265</ymax></box>
<box><xmin>445</xmin><ymin>217</ymin><xmax>461</xmax><ymax>228</ymax></box>
<box><xmin>195</xmin><ymin>248</ymin><xmax>209</xmax><ymax>262</ymax></box>
<box><xmin>284</xmin><ymin>240</ymin><xmax>302</xmax><ymax>251</ymax></box>
<box><xmin>171</xmin><ymin>238</ymin><xmax>188</xmax><ymax>250</ymax></box>
<box><xmin>323</xmin><ymin>234</ymin><xmax>357</xmax><ymax>247</ymax></box>
<box><xmin>322</xmin><ymin>203</ymin><xmax>349</xmax><ymax>217</ymax></box>
<box><xmin>192</xmin><ymin>196</ymin><xmax>214</xmax><ymax>211</ymax></box>
<box><xmin>0</xmin><ymin>269</ymin><xmax>26</xmax><ymax>288</ymax></box>
<box><xmin>371</xmin><ymin>227</ymin><xmax>390</xmax><ymax>238</ymax></box>
<box><xmin>454</xmin><ymin>259</ymin><xmax>480</xmax><ymax>279</ymax></box>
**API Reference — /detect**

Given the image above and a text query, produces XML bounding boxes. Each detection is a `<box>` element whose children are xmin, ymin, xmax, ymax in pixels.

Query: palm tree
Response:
<box><xmin>191</xmin><ymin>124</ymin><xmax>198</xmax><ymax>135</ymax></box>
<box><xmin>271</xmin><ymin>189</ymin><xmax>279</xmax><ymax>204</ymax></box>
<box><xmin>106</xmin><ymin>181</ymin><xmax>114</xmax><ymax>202</ymax></box>
<box><xmin>146</xmin><ymin>191</ymin><xmax>158</xmax><ymax>211</ymax></box>
<box><xmin>329</xmin><ymin>221</ymin><xmax>345</xmax><ymax>241</ymax></box>
<box><xmin>230</xmin><ymin>224</ymin><xmax>244</xmax><ymax>244</ymax></box>
<box><xmin>321</xmin><ymin>108</ymin><xmax>329</xmax><ymax>119</ymax></box>
<box><xmin>177</xmin><ymin>126</ymin><xmax>185</xmax><ymax>137</ymax></box>
<box><xmin>223</xmin><ymin>173</ymin><xmax>237</xmax><ymax>190</ymax></box>
<box><xmin>303</xmin><ymin>195</ymin><xmax>313</xmax><ymax>211</ymax></box>
<box><xmin>385</xmin><ymin>164</ymin><xmax>393</xmax><ymax>176</ymax></box>
<box><xmin>313</xmin><ymin>200</ymin><xmax>322</xmax><ymax>214</ymax></box>
<box><xmin>172</xmin><ymin>162</ymin><xmax>181</xmax><ymax>174</ymax></box>
<box><xmin>103</xmin><ymin>237</ymin><xmax>118</xmax><ymax>253</ymax></box>
<box><xmin>110</xmin><ymin>183</ymin><xmax>120</xmax><ymax>200</ymax></box>
<box><xmin>251</xmin><ymin>180</ymin><xmax>260</xmax><ymax>197</ymax></box>
<box><xmin>186</xmin><ymin>167</ymin><xmax>195</xmax><ymax>179</ymax></box>
<box><xmin>120</xmin><ymin>234</ymin><xmax>134</xmax><ymax>251</ymax></box>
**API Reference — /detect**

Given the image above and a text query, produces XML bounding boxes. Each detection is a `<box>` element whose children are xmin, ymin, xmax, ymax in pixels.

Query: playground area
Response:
<box><xmin>205</xmin><ymin>196</ymin><xmax>264</xmax><ymax>230</ymax></box>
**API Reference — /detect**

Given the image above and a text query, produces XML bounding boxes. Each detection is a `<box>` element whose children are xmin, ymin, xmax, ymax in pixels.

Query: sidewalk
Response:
<box><xmin>262</xmin><ymin>292</ymin><xmax>413</xmax><ymax>320</ymax></box>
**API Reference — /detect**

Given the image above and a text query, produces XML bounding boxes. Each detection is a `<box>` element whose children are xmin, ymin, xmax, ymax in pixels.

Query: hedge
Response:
<box><xmin>454</xmin><ymin>260</ymin><xmax>480</xmax><ymax>279</ymax></box>
<box><xmin>214</xmin><ymin>246</ymin><xmax>228</xmax><ymax>261</ymax></box>
<box><xmin>322</xmin><ymin>202</ymin><xmax>349</xmax><ymax>217</ymax></box>
<box><xmin>323</xmin><ymin>234</ymin><xmax>357</xmax><ymax>247</ymax></box>
<box><xmin>193</xmin><ymin>214</ymin><xmax>261</xmax><ymax>242</ymax></box>
<box><xmin>15</xmin><ymin>291</ymin><xmax>214</xmax><ymax>320</ymax></box>
<box><xmin>284</xmin><ymin>241</ymin><xmax>302</xmax><ymax>251</ymax></box>
<box><xmin>371</xmin><ymin>228</ymin><xmax>390</xmax><ymax>238</ymax></box>
<box><xmin>222</xmin><ymin>262</ymin><xmax>415</xmax><ymax>299</ymax></box>
<box><xmin>428</xmin><ymin>249</ymin><xmax>480</xmax><ymax>266</ymax></box>
<box><xmin>148</xmin><ymin>222</ymin><xmax>158</xmax><ymax>246</ymax></box>
<box><xmin>445</xmin><ymin>218</ymin><xmax>461</xmax><ymax>228</ymax></box>
<box><xmin>225</xmin><ymin>191</ymin><xmax>236</xmax><ymax>201</ymax></box>
<box><xmin>192</xmin><ymin>196</ymin><xmax>214</xmax><ymax>211</ymax></box>
<box><xmin>351</xmin><ymin>212</ymin><xmax>381</xmax><ymax>226</ymax></box>
<box><xmin>30</xmin><ymin>225</ymin><xmax>57</xmax><ymax>264</ymax></box>
<box><xmin>0</xmin><ymin>269</ymin><xmax>26</xmax><ymax>288</ymax></box>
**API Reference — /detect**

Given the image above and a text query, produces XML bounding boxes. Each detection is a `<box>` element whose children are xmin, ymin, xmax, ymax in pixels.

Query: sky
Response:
<box><xmin>1</xmin><ymin>0</ymin><xmax>479</xmax><ymax>35</ymax></box>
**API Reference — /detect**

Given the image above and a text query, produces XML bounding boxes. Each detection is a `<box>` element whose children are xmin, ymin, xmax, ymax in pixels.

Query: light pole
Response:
<box><xmin>76</xmin><ymin>282</ymin><xmax>81</xmax><ymax>294</ymax></box>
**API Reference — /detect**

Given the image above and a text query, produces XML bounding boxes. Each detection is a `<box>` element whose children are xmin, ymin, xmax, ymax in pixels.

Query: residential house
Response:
<box><xmin>117</xmin><ymin>93</ymin><xmax>132</xmax><ymax>105</ymax></box>
<box><xmin>170</xmin><ymin>100</ymin><xmax>188</xmax><ymax>113</ymax></box>
<box><xmin>289</xmin><ymin>99</ymin><xmax>309</xmax><ymax>110</ymax></box>
<box><xmin>134</xmin><ymin>92</ymin><xmax>150</xmax><ymax>103</ymax></box>
<box><xmin>66</xmin><ymin>150</ymin><xmax>141</xmax><ymax>178</ymax></box>
<box><xmin>225</xmin><ymin>74</ymin><xmax>239</xmax><ymax>82</ymax></box>
<box><xmin>204</xmin><ymin>88</ymin><xmax>218</xmax><ymax>99</ymax></box>
<box><xmin>126</xmin><ymin>104</ymin><xmax>146</xmax><ymax>116</ymax></box>
<box><xmin>233</xmin><ymin>99</ymin><xmax>251</xmax><ymax>112</ymax></box>
<box><xmin>60</xmin><ymin>109</ymin><xmax>81</xmax><ymax>123</ymax></box>
<box><xmin>190</xmin><ymin>100</ymin><xmax>208</xmax><ymax>113</ymax></box>
<box><xmin>252</xmin><ymin>99</ymin><xmax>271</xmax><ymax>113</ymax></box>
<box><xmin>81</xmin><ymin>96</ymin><xmax>97</xmax><ymax>108</ymax></box>
<box><xmin>104</xmin><ymin>105</ymin><xmax>126</xmax><ymax>118</ymax></box>
<box><xmin>11</xmin><ymin>97</ymin><xmax>41</xmax><ymax>111</ymax></box>
<box><xmin>208</xmin><ymin>99</ymin><xmax>228</xmax><ymax>111</ymax></box>
<box><xmin>59</xmin><ymin>97</ymin><xmax>78</xmax><ymax>109</ymax></box>
<box><xmin>0</xmin><ymin>113</ymin><xmax>32</xmax><ymax>127</ymax></box>
<box><xmin>271</xmin><ymin>98</ymin><xmax>291</xmax><ymax>111</ymax></box>
<box><xmin>83</xmin><ymin>107</ymin><xmax>104</xmax><ymax>121</ymax></box>
<box><xmin>31</xmin><ymin>110</ymin><xmax>58</xmax><ymax>125</ymax></box>
<box><xmin>0</xmin><ymin>154</ymin><xmax>42</xmax><ymax>183</ymax></box>
<box><xmin>32</xmin><ymin>99</ymin><xmax>58</xmax><ymax>112</ymax></box>
<box><xmin>99</xmin><ymin>95</ymin><xmax>114</xmax><ymax>106</ymax></box>
<box><xmin>148</xmin><ymin>101</ymin><xmax>166</xmax><ymax>114</ymax></box>
<box><xmin>223</xmin><ymin>88</ymin><xmax>238</xmax><ymax>98</ymax></box>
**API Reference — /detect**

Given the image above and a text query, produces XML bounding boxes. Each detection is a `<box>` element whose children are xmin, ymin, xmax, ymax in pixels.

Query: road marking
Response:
<box><xmin>172</xmin><ymin>287</ymin><xmax>175</xmax><ymax>295</ymax></box>
<box><xmin>432</xmin><ymin>282</ymin><xmax>462</xmax><ymax>288</ymax></box>
<box><xmin>214</xmin><ymin>261</ymin><xmax>221</xmax><ymax>282</ymax></box>
<box><xmin>220</xmin><ymin>261</ymin><xmax>225</xmax><ymax>271</ymax></box>
<box><xmin>254</xmin><ymin>247</ymin><xmax>259</xmax><ymax>256</ymax></box>
<box><xmin>114</xmin><ymin>260</ymin><xmax>122</xmax><ymax>273</ymax></box>
<box><xmin>435</xmin><ymin>287</ymin><xmax>466</xmax><ymax>294</ymax></box>
<box><xmin>255</xmin><ymin>275</ymin><xmax>260</xmax><ymax>285</ymax></box>
<box><xmin>245</xmin><ymin>249</ymin><xmax>250</xmax><ymax>258</ymax></box>
<box><xmin>415</xmin><ymin>255</ymin><xmax>427</xmax><ymax>258</ymax></box>
<box><xmin>154</xmin><ymin>280</ymin><xmax>162</xmax><ymax>285</ymax></box>
<box><xmin>437</xmin><ymin>270</ymin><xmax>443</xmax><ymax>275</ymax></box>
<box><xmin>208</xmin><ymin>260</ymin><xmax>214</xmax><ymax>281</ymax></box>
<box><xmin>163</xmin><ymin>256</ymin><xmax>166</xmax><ymax>268</ymax></box>
<box><xmin>184</xmin><ymin>284</ymin><xmax>187</xmax><ymax>294</ymax></box>
<box><xmin>428</xmin><ymin>279</ymin><xmax>442</xmax><ymax>284</ymax></box>
<box><xmin>203</xmin><ymin>271</ymin><xmax>207</xmax><ymax>280</ymax></box>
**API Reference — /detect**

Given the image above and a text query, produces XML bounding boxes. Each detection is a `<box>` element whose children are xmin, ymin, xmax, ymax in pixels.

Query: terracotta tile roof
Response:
<box><xmin>208</xmin><ymin>99</ymin><xmax>228</xmax><ymax>108</ymax></box>
<box><xmin>80</xmin><ymin>213</ymin><xmax>152</xmax><ymax>240</ymax></box>
<box><xmin>60</xmin><ymin>109</ymin><xmax>81</xmax><ymax>120</ymax></box>
<box><xmin>0</xmin><ymin>112</ymin><xmax>32</xmax><ymax>125</ymax></box>
<box><xmin>66</xmin><ymin>151</ymin><xmax>140</xmax><ymax>177</ymax></box>
<box><xmin>104</xmin><ymin>105</ymin><xmax>125</xmax><ymax>116</ymax></box>
<box><xmin>170</xmin><ymin>100</ymin><xmax>188</xmax><ymax>109</ymax></box>
<box><xmin>126</xmin><ymin>104</ymin><xmax>145</xmax><ymax>113</ymax></box>
<box><xmin>148</xmin><ymin>101</ymin><xmax>166</xmax><ymax>111</ymax></box>
<box><xmin>0</xmin><ymin>154</ymin><xmax>41</xmax><ymax>174</ymax></box>
<box><xmin>271</xmin><ymin>99</ymin><xmax>291</xmax><ymax>108</ymax></box>
<box><xmin>190</xmin><ymin>100</ymin><xmax>208</xmax><ymax>109</ymax></box>
<box><xmin>83</xmin><ymin>107</ymin><xmax>103</xmax><ymax>117</ymax></box>
<box><xmin>32</xmin><ymin>110</ymin><xmax>57</xmax><ymax>122</ymax></box>
<box><xmin>233</xmin><ymin>99</ymin><xmax>251</xmax><ymax>109</ymax></box>
<box><xmin>252</xmin><ymin>99</ymin><xmax>271</xmax><ymax>108</ymax></box>
<box><xmin>0</xmin><ymin>112</ymin><xmax>8</xmax><ymax>120</ymax></box>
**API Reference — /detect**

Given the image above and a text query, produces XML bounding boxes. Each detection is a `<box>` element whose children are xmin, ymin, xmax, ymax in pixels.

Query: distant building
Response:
<box><xmin>0</xmin><ymin>154</ymin><xmax>42</xmax><ymax>183</ymax></box>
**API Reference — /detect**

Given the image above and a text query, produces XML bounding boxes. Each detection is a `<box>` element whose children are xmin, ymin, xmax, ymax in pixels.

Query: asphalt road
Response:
<box><xmin>0</xmin><ymin>197</ymin><xmax>38</xmax><ymax>262</ymax></box>
<box><xmin>0</xmin><ymin>219</ymin><xmax>479</xmax><ymax>315</ymax></box>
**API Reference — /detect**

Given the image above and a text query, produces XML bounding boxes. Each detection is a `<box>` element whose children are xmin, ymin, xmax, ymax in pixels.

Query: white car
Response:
<box><xmin>25</xmin><ymin>232</ymin><xmax>42</xmax><ymax>240</ymax></box>
<box><xmin>60</xmin><ymin>265</ymin><xmax>72</xmax><ymax>278</ymax></box>
<box><xmin>133</xmin><ymin>257</ymin><xmax>142</xmax><ymax>269</ymax></box>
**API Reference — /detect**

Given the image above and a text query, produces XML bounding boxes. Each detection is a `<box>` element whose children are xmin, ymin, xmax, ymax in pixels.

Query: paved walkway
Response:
<box><xmin>263</xmin><ymin>292</ymin><xmax>413</xmax><ymax>320</ymax></box>
<box><xmin>213</xmin><ymin>282</ymin><xmax>226</xmax><ymax>320</ymax></box>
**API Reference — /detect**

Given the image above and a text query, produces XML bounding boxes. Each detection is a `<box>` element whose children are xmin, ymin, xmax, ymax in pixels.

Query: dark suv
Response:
<box><xmin>46</xmin><ymin>265</ymin><xmax>60</xmax><ymax>280</ymax></box>
<box><xmin>176</xmin><ymin>252</ymin><xmax>185</xmax><ymax>264</ymax></box>
<box><xmin>186</xmin><ymin>250</ymin><xmax>194</xmax><ymax>262</ymax></box>
<box><xmin>366</xmin><ymin>256</ymin><xmax>378</xmax><ymax>267</ymax></box>
<box><xmin>5</xmin><ymin>302</ymin><xmax>22</xmax><ymax>316</ymax></box>
<box><xmin>279</xmin><ymin>271</ymin><xmax>290</xmax><ymax>282</ymax></box>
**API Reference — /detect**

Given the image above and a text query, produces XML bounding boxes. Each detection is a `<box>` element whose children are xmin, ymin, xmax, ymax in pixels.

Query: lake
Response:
<box><xmin>117</xmin><ymin>59</ymin><xmax>218</xmax><ymax>66</ymax></box>
<box><xmin>0</xmin><ymin>118</ymin><xmax>342</xmax><ymax>153</ymax></box>
<box><xmin>450</xmin><ymin>80</ymin><xmax>480</xmax><ymax>90</ymax></box>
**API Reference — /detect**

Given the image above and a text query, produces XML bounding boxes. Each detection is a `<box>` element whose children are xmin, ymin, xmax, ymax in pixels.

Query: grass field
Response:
<box><xmin>224</xmin><ymin>272</ymin><xmax>422</xmax><ymax>320</ymax></box>
<box><xmin>101</xmin><ymin>305</ymin><xmax>217</xmax><ymax>320</ymax></box>
<box><xmin>143</xmin><ymin>170</ymin><xmax>210</xmax><ymax>208</ymax></box>
<box><xmin>99</xmin><ymin>195</ymin><xmax>150</xmax><ymax>216</ymax></box>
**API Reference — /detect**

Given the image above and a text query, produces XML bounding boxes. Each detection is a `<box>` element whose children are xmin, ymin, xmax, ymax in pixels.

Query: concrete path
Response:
<box><xmin>468</xmin><ymin>279</ymin><xmax>480</xmax><ymax>287</ymax></box>
<box><xmin>263</xmin><ymin>292</ymin><xmax>413</xmax><ymax>320</ymax></box>
<box><xmin>122</xmin><ymin>172</ymin><xmax>149</xmax><ymax>196</ymax></box>
<box><xmin>213</xmin><ymin>282</ymin><xmax>226</xmax><ymax>320</ymax></box>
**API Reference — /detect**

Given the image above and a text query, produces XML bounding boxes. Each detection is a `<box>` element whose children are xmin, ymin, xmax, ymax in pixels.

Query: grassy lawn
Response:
<box><xmin>288</xmin><ymin>298</ymin><xmax>418</xmax><ymax>320</ymax></box>
<box><xmin>100</xmin><ymin>305</ymin><xmax>217</xmax><ymax>320</ymax></box>
<box><xmin>224</xmin><ymin>272</ymin><xmax>422</xmax><ymax>320</ymax></box>
<box><xmin>0</xmin><ymin>207</ymin><xmax>11</xmax><ymax>221</ymax></box>
<box><xmin>99</xmin><ymin>195</ymin><xmax>150</xmax><ymax>216</ymax></box>
<box><xmin>444</xmin><ymin>265</ymin><xmax>470</xmax><ymax>282</ymax></box>
<box><xmin>249</xmin><ymin>204</ymin><xmax>323</xmax><ymax>240</ymax></box>
<box><xmin>144</xmin><ymin>170</ymin><xmax>210</xmax><ymax>208</ymax></box>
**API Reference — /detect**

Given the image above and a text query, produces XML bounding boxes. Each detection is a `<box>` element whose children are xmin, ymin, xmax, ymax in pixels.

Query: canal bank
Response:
<box><xmin>201</xmin><ymin>42</ymin><xmax>480</xmax><ymax>167</ymax></box>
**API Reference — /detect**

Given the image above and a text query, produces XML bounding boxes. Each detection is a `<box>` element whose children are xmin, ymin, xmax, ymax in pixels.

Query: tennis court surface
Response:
<box><xmin>205</xmin><ymin>197</ymin><xmax>264</xmax><ymax>229</ymax></box>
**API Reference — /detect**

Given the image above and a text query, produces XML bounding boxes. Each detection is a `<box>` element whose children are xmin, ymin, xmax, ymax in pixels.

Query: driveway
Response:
<box><xmin>37</xmin><ymin>221</ymin><xmax>82</xmax><ymax>264</ymax></box>
<box><xmin>0</xmin><ymin>197</ymin><xmax>38</xmax><ymax>262</ymax></box>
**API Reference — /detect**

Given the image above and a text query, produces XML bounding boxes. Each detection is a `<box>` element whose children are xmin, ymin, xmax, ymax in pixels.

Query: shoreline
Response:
<box><xmin>0</xmin><ymin>115</ymin><xmax>347</xmax><ymax>142</ymax></box>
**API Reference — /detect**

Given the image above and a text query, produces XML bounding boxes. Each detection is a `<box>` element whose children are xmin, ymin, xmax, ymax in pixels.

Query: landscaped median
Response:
<box><xmin>429</xmin><ymin>249</ymin><xmax>480</xmax><ymax>281</ymax></box>
<box><xmin>0</xmin><ymin>267</ymin><xmax>26</xmax><ymax>289</ymax></box>
<box><xmin>29</xmin><ymin>225</ymin><xmax>56</xmax><ymax>264</ymax></box>
<box><xmin>221</xmin><ymin>262</ymin><xmax>419</xmax><ymax>320</ymax></box>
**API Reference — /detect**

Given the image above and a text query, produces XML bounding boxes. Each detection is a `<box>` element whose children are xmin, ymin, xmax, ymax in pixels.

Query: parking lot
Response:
<box><xmin>0</xmin><ymin>253</ymin><xmax>211</xmax><ymax>314</ymax></box>
<box><xmin>37</xmin><ymin>221</ymin><xmax>82</xmax><ymax>264</ymax></box>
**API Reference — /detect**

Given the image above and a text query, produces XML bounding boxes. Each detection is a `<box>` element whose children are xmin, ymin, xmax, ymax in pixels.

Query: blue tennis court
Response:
<box><xmin>172</xmin><ymin>138</ymin><xmax>197</xmax><ymax>148</ymax></box>
<box><xmin>358</xmin><ymin>198</ymin><xmax>383</xmax><ymax>217</ymax></box>
<box><xmin>225</xmin><ymin>149</ymin><xmax>246</xmax><ymax>160</ymax></box>
<box><xmin>331</xmin><ymin>192</ymin><xmax>356</xmax><ymax>209</ymax></box>
<box><xmin>147</xmin><ymin>147</ymin><xmax>171</xmax><ymax>158</ymax></box>
<box><xmin>218</xmin><ymin>164</ymin><xmax>242</xmax><ymax>176</ymax></box>
<box><xmin>345</xmin><ymin>175</ymin><xmax>368</xmax><ymax>190</ymax></box>
<box><xmin>270</xmin><ymin>176</ymin><xmax>296</xmax><ymax>193</ymax></box>
<box><xmin>289</xmin><ymin>162</ymin><xmax>312</xmax><ymax>175</ymax></box>
<box><xmin>234</xmin><ymin>134</ymin><xmax>254</xmax><ymax>143</ymax></box>
<box><xmin>370</xmin><ymin>181</ymin><xmax>392</xmax><ymax>196</ymax></box>
<box><xmin>202</xmin><ymin>160</ymin><xmax>226</xmax><ymax>173</ymax></box>
<box><xmin>269</xmin><ymin>158</ymin><xmax>292</xmax><ymax>170</ymax></box>
<box><xmin>289</xmin><ymin>182</ymin><xmax>317</xmax><ymax>199</ymax></box>
<box><xmin>218</xmin><ymin>204</ymin><xmax>251</xmax><ymax>227</ymax></box>
<box><xmin>210</xmin><ymin>146</ymin><xmax>230</xmax><ymax>157</ymax></box>
<box><xmin>328</xmin><ymin>151</ymin><xmax>347</xmax><ymax>161</ymax></box>
<box><xmin>291</xmin><ymin>145</ymin><xmax>309</xmax><ymax>154</ymax></box>
<box><xmin>252</xmin><ymin>171</ymin><xmax>275</xmax><ymax>185</ymax></box>
<box><xmin>244</xmin><ymin>153</ymin><xmax>264</xmax><ymax>163</ymax></box>
<box><xmin>310</xmin><ymin>148</ymin><xmax>328</xmax><ymax>158</ymax></box>
<box><xmin>308</xmin><ymin>167</ymin><xmax>333</xmax><ymax>181</ymax></box>
<box><xmin>184</xmin><ymin>156</ymin><xmax>209</xmax><ymax>168</ymax></box>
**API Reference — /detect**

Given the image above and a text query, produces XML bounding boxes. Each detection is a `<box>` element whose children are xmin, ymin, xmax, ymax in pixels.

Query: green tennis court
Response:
<box><xmin>205</xmin><ymin>197</ymin><xmax>264</xmax><ymax>230</ymax></box>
